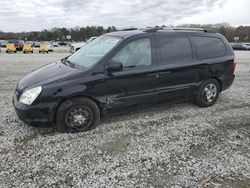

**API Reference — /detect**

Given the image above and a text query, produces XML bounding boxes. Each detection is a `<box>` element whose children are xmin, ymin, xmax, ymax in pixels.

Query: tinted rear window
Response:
<box><xmin>192</xmin><ymin>36</ymin><xmax>226</xmax><ymax>59</ymax></box>
<box><xmin>157</xmin><ymin>37</ymin><xmax>192</xmax><ymax>64</ymax></box>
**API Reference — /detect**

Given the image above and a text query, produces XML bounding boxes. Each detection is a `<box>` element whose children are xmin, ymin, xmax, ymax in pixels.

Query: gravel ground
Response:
<box><xmin>0</xmin><ymin>52</ymin><xmax>249</xmax><ymax>187</ymax></box>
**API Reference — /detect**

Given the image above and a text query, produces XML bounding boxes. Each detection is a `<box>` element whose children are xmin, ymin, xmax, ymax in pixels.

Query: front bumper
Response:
<box><xmin>12</xmin><ymin>94</ymin><xmax>58</xmax><ymax>127</ymax></box>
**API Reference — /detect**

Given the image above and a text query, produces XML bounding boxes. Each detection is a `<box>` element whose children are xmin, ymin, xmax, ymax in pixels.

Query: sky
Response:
<box><xmin>0</xmin><ymin>0</ymin><xmax>249</xmax><ymax>32</ymax></box>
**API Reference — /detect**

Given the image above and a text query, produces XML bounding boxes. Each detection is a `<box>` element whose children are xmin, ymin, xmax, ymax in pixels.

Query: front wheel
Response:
<box><xmin>194</xmin><ymin>79</ymin><xmax>220</xmax><ymax>107</ymax></box>
<box><xmin>56</xmin><ymin>97</ymin><xmax>100</xmax><ymax>133</ymax></box>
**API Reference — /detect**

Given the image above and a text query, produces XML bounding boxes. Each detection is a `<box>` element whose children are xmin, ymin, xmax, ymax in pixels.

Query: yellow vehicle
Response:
<box><xmin>23</xmin><ymin>44</ymin><xmax>33</xmax><ymax>53</ymax></box>
<box><xmin>39</xmin><ymin>43</ymin><xmax>48</xmax><ymax>53</ymax></box>
<box><xmin>6</xmin><ymin>43</ymin><xmax>17</xmax><ymax>53</ymax></box>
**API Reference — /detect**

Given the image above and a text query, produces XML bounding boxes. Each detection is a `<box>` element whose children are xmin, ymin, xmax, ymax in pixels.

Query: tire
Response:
<box><xmin>55</xmin><ymin>97</ymin><xmax>100</xmax><ymax>133</ymax></box>
<box><xmin>194</xmin><ymin>79</ymin><xmax>220</xmax><ymax>107</ymax></box>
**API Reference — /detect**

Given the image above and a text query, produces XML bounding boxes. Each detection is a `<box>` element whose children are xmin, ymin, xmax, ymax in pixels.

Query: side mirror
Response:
<box><xmin>106</xmin><ymin>61</ymin><xmax>123</xmax><ymax>73</ymax></box>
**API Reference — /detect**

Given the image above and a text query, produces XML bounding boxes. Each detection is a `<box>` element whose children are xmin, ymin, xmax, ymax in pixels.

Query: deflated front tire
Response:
<box><xmin>55</xmin><ymin>97</ymin><xmax>100</xmax><ymax>133</ymax></box>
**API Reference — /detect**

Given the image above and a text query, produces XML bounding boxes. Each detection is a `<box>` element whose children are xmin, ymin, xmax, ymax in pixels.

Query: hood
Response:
<box><xmin>18</xmin><ymin>61</ymin><xmax>82</xmax><ymax>91</ymax></box>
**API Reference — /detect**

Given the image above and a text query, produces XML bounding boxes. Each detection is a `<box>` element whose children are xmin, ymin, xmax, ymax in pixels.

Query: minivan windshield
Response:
<box><xmin>67</xmin><ymin>36</ymin><xmax>121</xmax><ymax>68</ymax></box>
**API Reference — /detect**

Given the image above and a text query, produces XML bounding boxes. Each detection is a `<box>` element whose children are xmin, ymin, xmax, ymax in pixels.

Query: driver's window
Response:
<box><xmin>112</xmin><ymin>38</ymin><xmax>152</xmax><ymax>69</ymax></box>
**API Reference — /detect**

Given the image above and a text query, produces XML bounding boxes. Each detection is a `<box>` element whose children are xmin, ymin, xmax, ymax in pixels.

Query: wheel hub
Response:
<box><xmin>65</xmin><ymin>105</ymin><xmax>91</xmax><ymax>130</ymax></box>
<box><xmin>203</xmin><ymin>84</ymin><xmax>217</xmax><ymax>103</ymax></box>
<box><xmin>73</xmin><ymin>114</ymin><xmax>86</xmax><ymax>124</ymax></box>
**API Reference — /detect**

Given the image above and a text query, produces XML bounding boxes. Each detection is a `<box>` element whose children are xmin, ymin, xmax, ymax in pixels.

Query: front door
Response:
<box><xmin>105</xmin><ymin>37</ymin><xmax>159</xmax><ymax>109</ymax></box>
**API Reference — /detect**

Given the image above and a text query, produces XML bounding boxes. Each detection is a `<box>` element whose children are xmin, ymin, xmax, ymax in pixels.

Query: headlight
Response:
<box><xmin>19</xmin><ymin>86</ymin><xmax>42</xmax><ymax>105</ymax></box>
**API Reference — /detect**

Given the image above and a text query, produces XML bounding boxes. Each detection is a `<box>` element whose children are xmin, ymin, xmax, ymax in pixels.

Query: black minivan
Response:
<box><xmin>13</xmin><ymin>28</ymin><xmax>236</xmax><ymax>132</ymax></box>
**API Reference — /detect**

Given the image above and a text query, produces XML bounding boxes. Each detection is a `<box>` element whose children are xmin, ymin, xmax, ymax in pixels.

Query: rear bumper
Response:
<box><xmin>12</xmin><ymin>94</ymin><xmax>58</xmax><ymax>127</ymax></box>
<box><xmin>220</xmin><ymin>75</ymin><xmax>235</xmax><ymax>91</ymax></box>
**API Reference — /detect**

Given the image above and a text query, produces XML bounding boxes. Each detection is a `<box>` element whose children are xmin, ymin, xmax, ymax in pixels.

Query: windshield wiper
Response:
<box><xmin>61</xmin><ymin>58</ymin><xmax>75</xmax><ymax>68</ymax></box>
<box><xmin>126</xmin><ymin>65</ymin><xmax>137</xmax><ymax>68</ymax></box>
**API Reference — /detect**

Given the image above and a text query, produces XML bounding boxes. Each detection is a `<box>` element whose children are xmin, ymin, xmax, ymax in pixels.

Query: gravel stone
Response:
<box><xmin>0</xmin><ymin>51</ymin><xmax>249</xmax><ymax>187</ymax></box>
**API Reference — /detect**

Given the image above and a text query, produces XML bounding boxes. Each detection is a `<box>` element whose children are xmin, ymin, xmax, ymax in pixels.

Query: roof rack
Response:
<box><xmin>143</xmin><ymin>27</ymin><xmax>160</xmax><ymax>32</ymax></box>
<box><xmin>171</xmin><ymin>27</ymin><xmax>209</xmax><ymax>32</ymax></box>
<box><xmin>143</xmin><ymin>27</ymin><xmax>212</xmax><ymax>33</ymax></box>
<box><xmin>121</xmin><ymin>27</ymin><xmax>138</xmax><ymax>31</ymax></box>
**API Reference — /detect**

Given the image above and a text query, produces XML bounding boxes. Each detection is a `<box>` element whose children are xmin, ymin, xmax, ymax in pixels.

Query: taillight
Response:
<box><xmin>232</xmin><ymin>58</ymin><xmax>236</xmax><ymax>74</ymax></box>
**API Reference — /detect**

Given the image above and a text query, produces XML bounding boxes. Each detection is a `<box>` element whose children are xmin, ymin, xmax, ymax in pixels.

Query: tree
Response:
<box><xmin>1</xmin><ymin>24</ymin><xmax>250</xmax><ymax>42</ymax></box>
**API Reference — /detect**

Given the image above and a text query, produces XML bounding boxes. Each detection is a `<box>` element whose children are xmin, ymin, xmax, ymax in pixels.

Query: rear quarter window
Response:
<box><xmin>192</xmin><ymin>36</ymin><xmax>226</xmax><ymax>59</ymax></box>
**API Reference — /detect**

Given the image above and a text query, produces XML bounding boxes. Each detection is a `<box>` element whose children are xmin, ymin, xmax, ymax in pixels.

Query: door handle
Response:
<box><xmin>147</xmin><ymin>73</ymin><xmax>159</xmax><ymax>78</ymax></box>
<box><xmin>159</xmin><ymin>71</ymin><xmax>171</xmax><ymax>76</ymax></box>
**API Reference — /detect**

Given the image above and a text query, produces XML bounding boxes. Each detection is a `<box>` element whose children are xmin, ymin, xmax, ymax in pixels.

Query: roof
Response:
<box><xmin>105</xmin><ymin>28</ymin><xmax>219</xmax><ymax>39</ymax></box>
<box><xmin>104</xmin><ymin>30</ymin><xmax>144</xmax><ymax>38</ymax></box>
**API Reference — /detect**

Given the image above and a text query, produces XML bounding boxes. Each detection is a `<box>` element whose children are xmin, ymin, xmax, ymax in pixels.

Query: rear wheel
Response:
<box><xmin>56</xmin><ymin>97</ymin><xmax>100</xmax><ymax>133</ymax></box>
<box><xmin>194</xmin><ymin>79</ymin><xmax>220</xmax><ymax>107</ymax></box>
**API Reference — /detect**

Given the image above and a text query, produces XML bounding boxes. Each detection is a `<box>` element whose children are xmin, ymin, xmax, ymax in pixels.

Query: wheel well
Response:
<box><xmin>59</xmin><ymin>95</ymin><xmax>102</xmax><ymax>110</ymax></box>
<box><xmin>54</xmin><ymin>95</ymin><xmax>103</xmax><ymax>123</ymax></box>
<box><xmin>198</xmin><ymin>77</ymin><xmax>223</xmax><ymax>94</ymax></box>
<box><xmin>211</xmin><ymin>77</ymin><xmax>222</xmax><ymax>92</ymax></box>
